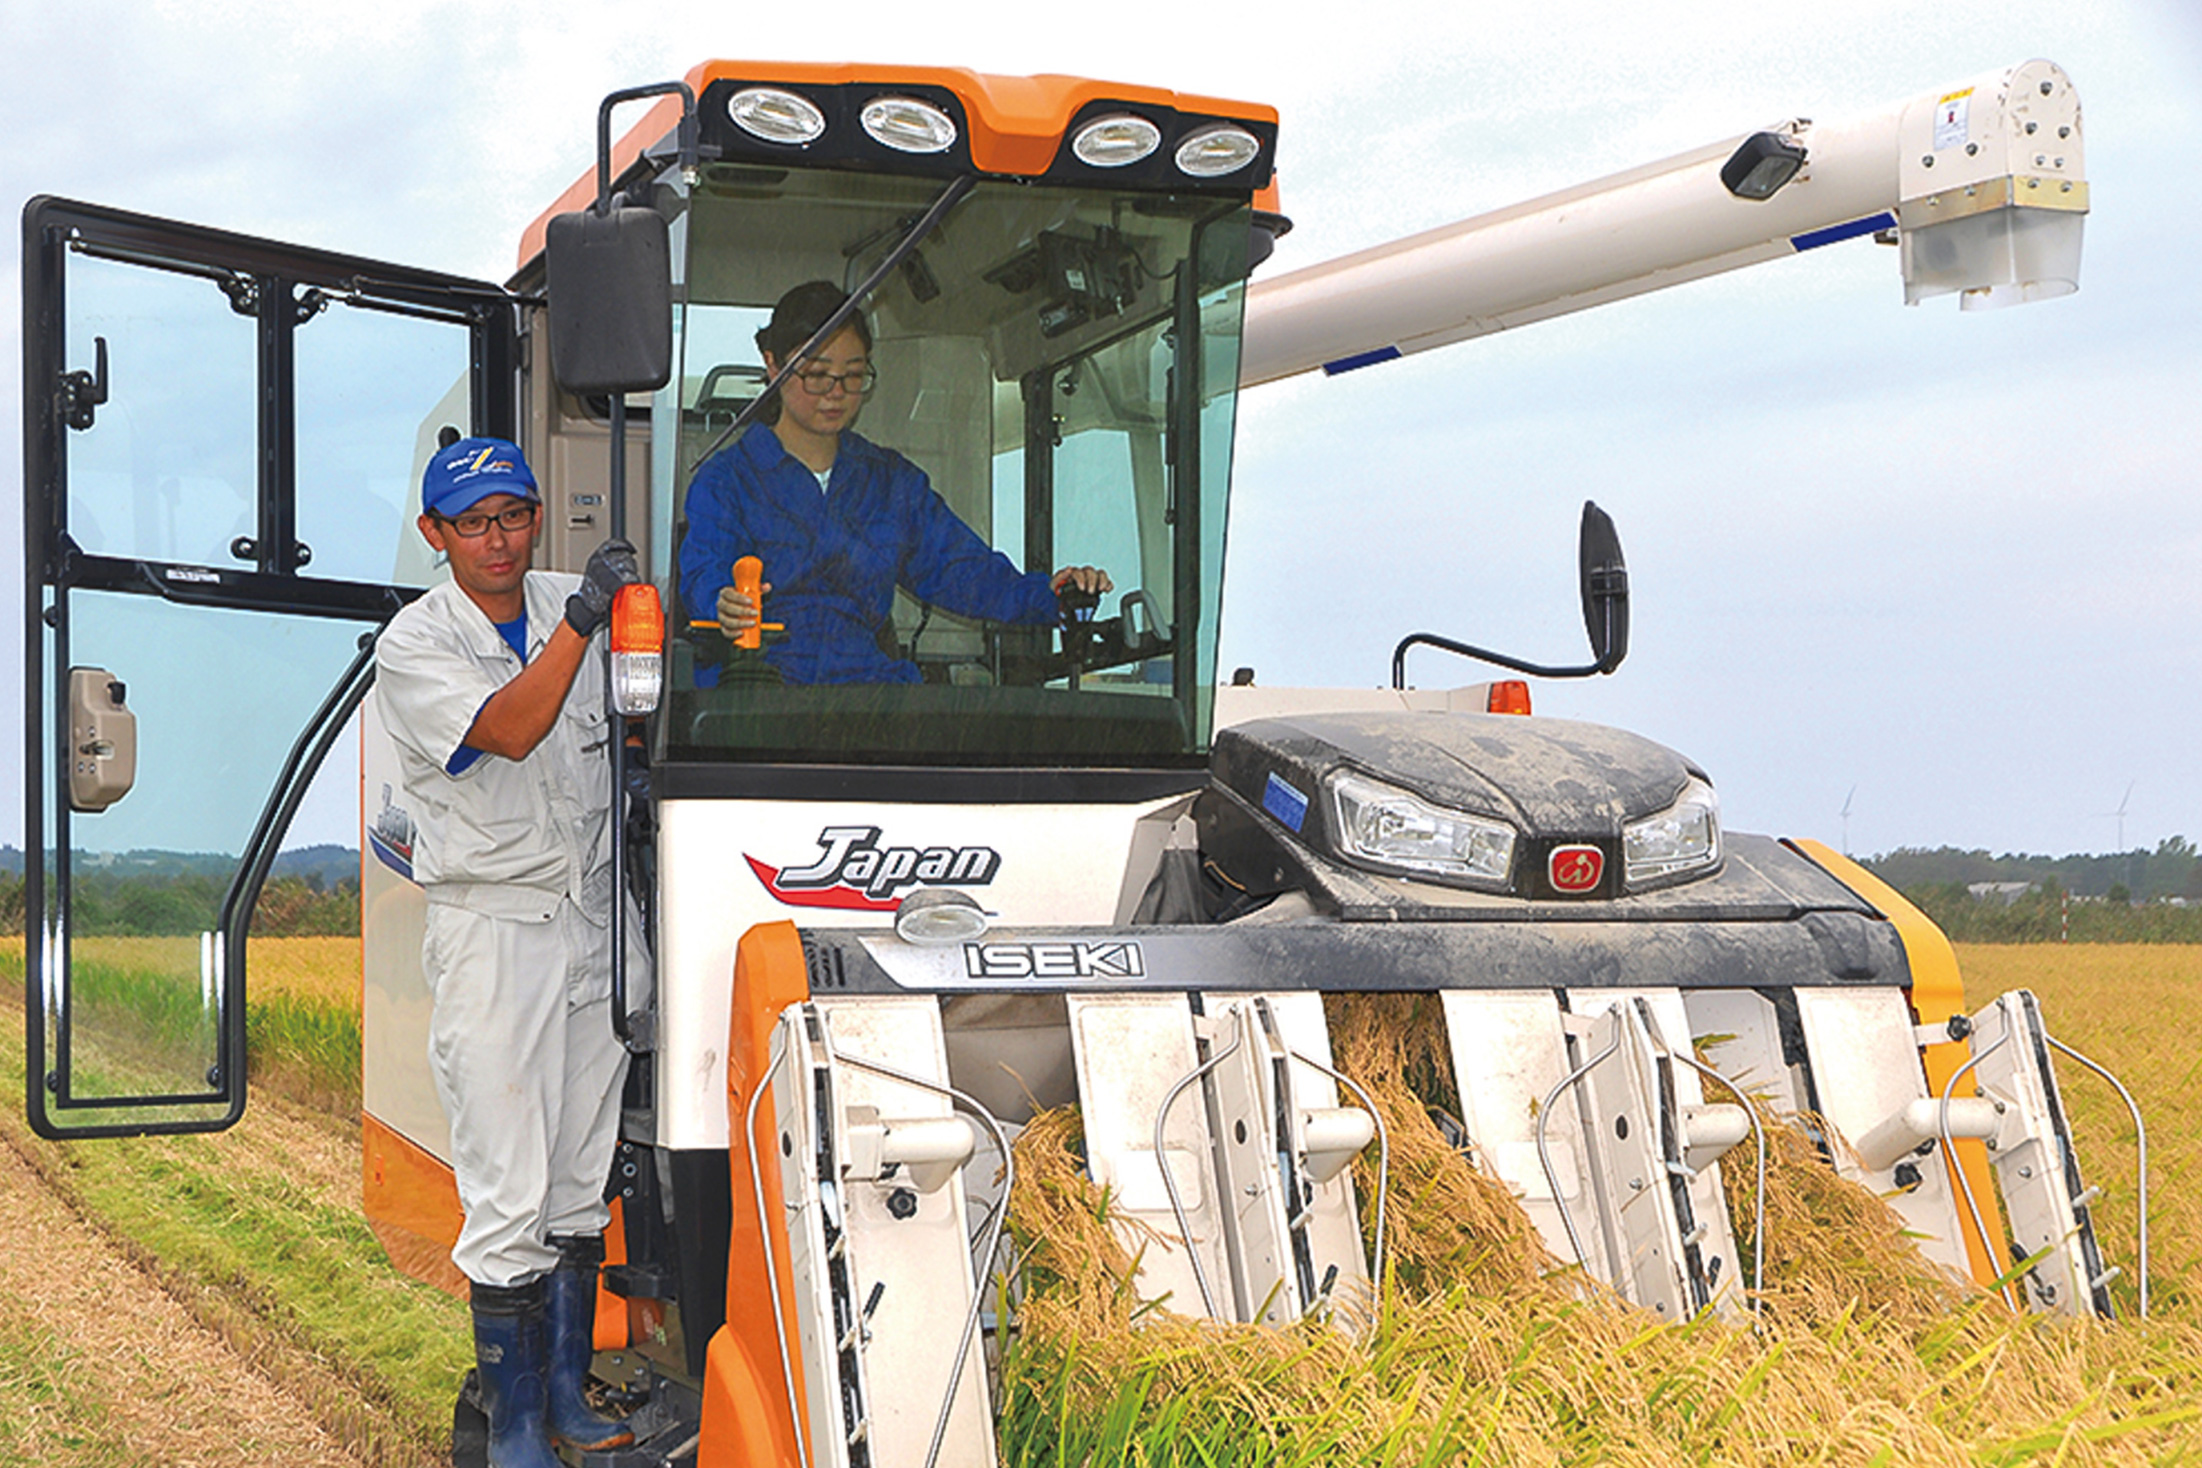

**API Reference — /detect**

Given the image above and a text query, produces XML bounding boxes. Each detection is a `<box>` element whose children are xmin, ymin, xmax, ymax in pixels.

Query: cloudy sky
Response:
<box><xmin>4</xmin><ymin>0</ymin><xmax>2196</xmax><ymax>860</ymax></box>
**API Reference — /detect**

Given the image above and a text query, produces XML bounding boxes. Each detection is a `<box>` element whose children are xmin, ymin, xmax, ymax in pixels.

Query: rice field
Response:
<box><xmin>3</xmin><ymin>936</ymin><xmax>2199</xmax><ymax>1463</ymax></box>
<box><xmin>995</xmin><ymin>948</ymin><xmax>2202</xmax><ymax>1466</ymax></box>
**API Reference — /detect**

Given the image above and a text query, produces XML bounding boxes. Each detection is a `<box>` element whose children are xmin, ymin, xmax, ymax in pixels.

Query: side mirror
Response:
<box><xmin>1578</xmin><ymin>501</ymin><xmax>1629</xmax><ymax>673</ymax></box>
<box><xmin>545</xmin><ymin>204</ymin><xmax>672</xmax><ymax>397</ymax></box>
<box><xmin>545</xmin><ymin>79</ymin><xmax>699</xmax><ymax>399</ymax></box>
<box><xmin>1390</xmin><ymin>500</ymin><xmax>1632</xmax><ymax>688</ymax></box>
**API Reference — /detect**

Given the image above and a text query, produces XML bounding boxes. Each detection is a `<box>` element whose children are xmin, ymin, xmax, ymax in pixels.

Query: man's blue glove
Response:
<box><xmin>566</xmin><ymin>538</ymin><xmax>641</xmax><ymax>637</ymax></box>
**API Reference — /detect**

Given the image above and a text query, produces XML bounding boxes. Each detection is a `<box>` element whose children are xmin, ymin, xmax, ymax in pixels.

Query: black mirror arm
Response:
<box><xmin>1391</xmin><ymin>632</ymin><xmax>1620</xmax><ymax>690</ymax></box>
<box><xmin>594</xmin><ymin>82</ymin><xmax>699</xmax><ymax>214</ymax></box>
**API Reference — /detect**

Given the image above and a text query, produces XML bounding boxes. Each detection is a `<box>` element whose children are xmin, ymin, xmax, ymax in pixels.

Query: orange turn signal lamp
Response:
<box><xmin>610</xmin><ymin>582</ymin><xmax>663</xmax><ymax>654</ymax></box>
<box><xmin>1486</xmin><ymin>680</ymin><xmax>1532</xmax><ymax>716</ymax></box>
<box><xmin>609</xmin><ymin>583</ymin><xmax>664</xmax><ymax>715</ymax></box>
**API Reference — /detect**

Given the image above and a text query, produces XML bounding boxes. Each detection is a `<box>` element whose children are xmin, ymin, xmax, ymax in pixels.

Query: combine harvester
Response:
<box><xmin>21</xmin><ymin>55</ymin><xmax>2146</xmax><ymax>1468</ymax></box>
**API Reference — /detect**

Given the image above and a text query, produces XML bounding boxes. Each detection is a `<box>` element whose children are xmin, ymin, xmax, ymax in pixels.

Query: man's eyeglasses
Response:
<box><xmin>790</xmin><ymin>365</ymin><xmax>878</xmax><ymax>397</ymax></box>
<box><xmin>436</xmin><ymin>503</ymin><xmax>540</xmax><ymax>538</ymax></box>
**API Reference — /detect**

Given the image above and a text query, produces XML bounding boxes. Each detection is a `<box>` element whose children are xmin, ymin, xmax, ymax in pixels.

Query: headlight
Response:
<box><xmin>861</xmin><ymin>96</ymin><xmax>957</xmax><ymax>154</ymax></box>
<box><xmin>1071</xmin><ymin>114</ymin><xmax>1161</xmax><ymax>168</ymax></box>
<box><xmin>728</xmin><ymin>87</ymin><xmax>826</xmax><ymax>145</ymax></box>
<box><xmin>1174</xmin><ymin>125</ymin><xmax>1262</xmax><ymax>178</ymax></box>
<box><xmin>1328</xmin><ymin>771</ymin><xmax>1515</xmax><ymax>889</ymax></box>
<box><xmin>1623</xmin><ymin>777</ymin><xmax>1720</xmax><ymax>887</ymax></box>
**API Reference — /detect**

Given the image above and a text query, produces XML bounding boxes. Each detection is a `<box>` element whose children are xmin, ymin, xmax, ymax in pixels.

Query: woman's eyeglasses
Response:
<box><xmin>790</xmin><ymin>365</ymin><xmax>879</xmax><ymax>397</ymax></box>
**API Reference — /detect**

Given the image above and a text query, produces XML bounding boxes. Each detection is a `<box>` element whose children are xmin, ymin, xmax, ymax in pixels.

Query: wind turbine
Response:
<box><xmin>1840</xmin><ymin>785</ymin><xmax>1856</xmax><ymax>857</ymax></box>
<box><xmin>2101</xmin><ymin>781</ymin><xmax>2135</xmax><ymax>852</ymax></box>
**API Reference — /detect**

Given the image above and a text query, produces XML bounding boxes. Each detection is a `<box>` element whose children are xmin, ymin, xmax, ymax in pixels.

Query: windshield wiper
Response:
<box><xmin>691</xmin><ymin>173</ymin><xmax>977</xmax><ymax>467</ymax></box>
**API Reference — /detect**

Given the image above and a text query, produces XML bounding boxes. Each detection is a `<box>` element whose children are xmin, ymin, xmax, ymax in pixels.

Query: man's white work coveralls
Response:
<box><xmin>375</xmin><ymin>570</ymin><xmax>643</xmax><ymax>1287</ymax></box>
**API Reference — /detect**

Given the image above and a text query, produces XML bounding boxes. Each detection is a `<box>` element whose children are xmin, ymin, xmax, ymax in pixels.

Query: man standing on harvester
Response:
<box><xmin>375</xmin><ymin>436</ymin><xmax>644</xmax><ymax>1466</ymax></box>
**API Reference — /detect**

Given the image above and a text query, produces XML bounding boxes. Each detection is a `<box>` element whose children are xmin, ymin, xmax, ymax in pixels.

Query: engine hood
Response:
<box><xmin>1202</xmin><ymin>711</ymin><xmax>1714</xmax><ymax>904</ymax></box>
<box><xmin>1213</xmin><ymin>711</ymin><xmax>1702</xmax><ymax>837</ymax></box>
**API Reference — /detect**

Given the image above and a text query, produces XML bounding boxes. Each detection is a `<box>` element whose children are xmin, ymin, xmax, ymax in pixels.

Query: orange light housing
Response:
<box><xmin>609</xmin><ymin>583</ymin><xmax>664</xmax><ymax>716</ymax></box>
<box><xmin>610</xmin><ymin>583</ymin><xmax>664</xmax><ymax>654</ymax></box>
<box><xmin>1487</xmin><ymin>680</ymin><xmax>1532</xmax><ymax>716</ymax></box>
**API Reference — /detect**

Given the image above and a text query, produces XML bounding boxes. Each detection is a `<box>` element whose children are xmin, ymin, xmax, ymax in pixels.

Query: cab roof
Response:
<box><xmin>518</xmin><ymin>59</ymin><xmax>1279</xmax><ymax>268</ymax></box>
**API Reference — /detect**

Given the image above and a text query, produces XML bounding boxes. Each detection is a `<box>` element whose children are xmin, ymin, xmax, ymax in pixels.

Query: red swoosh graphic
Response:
<box><xmin>744</xmin><ymin>854</ymin><xmax>901</xmax><ymax>911</ymax></box>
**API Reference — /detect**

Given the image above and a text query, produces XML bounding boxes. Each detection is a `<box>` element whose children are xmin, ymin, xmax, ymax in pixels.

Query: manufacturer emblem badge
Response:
<box><xmin>1548</xmin><ymin>845</ymin><xmax>1604</xmax><ymax>894</ymax></box>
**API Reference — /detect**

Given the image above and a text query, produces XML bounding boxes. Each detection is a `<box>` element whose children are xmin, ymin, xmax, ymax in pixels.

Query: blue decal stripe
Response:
<box><xmin>1791</xmin><ymin>212</ymin><xmax>1896</xmax><ymax>252</ymax></box>
<box><xmin>1263</xmin><ymin>771</ymin><xmax>1311</xmax><ymax>833</ymax></box>
<box><xmin>1322</xmin><ymin>345</ymin><xmax>1403</xmax><ymax>376</ymax></box>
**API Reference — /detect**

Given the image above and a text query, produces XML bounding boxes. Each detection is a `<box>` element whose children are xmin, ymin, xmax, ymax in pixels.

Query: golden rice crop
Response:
<box><xmin>998</xmin><ymin>963</ymin><xmax>2202</xmax><ymax>1465</ymax></box>
<box><xmin>243</xmin><ymin>935</ymin><xmax>361</xmax><ymax>1007</ymax></box>
<box><xmin>0</xmin><ymin>934</ymin><xmax>356</xmax><ymax>1005</ymax></box>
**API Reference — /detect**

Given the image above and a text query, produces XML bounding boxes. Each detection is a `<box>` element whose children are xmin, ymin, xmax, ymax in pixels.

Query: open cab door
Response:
<box><xmin>20</xmin><ymin>198</ymin><xmax>517</xmax><ymax>1137</ymax></box>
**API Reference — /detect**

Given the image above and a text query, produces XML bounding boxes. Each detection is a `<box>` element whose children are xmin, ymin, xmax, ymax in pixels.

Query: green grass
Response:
<box><xmin>0</xmin><ymin>1322</ymin><xmax>121</xmax><ymax>1468</ymax></box>
<box><xmin>247</xmin><ymin>986</ymin><xmax>364</xmax><ymax>1116</ymax></box>
<box><xmin>1</xmin><ymin>960</ymin><xmax>462</xmax><ymax>1464</ymax></box>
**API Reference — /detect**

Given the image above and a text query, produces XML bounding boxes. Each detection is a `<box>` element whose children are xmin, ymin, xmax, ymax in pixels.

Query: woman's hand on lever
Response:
<box><xmin>1050</xmin><ymin>566</ymin><xmax>1113</xmax><ymax>597</ymax></box>
<box><xmin>716</xmin><ymin>579</ymin><xmax>772</xmax><ymax>641</ymax></box>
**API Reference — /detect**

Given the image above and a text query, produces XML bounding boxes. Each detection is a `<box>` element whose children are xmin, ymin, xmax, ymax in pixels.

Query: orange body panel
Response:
<box><xmin>360</xmin><ymin>1112</ymin><xmax>632</xmax><ymax>1346</ymax></box>
<box><xmin>700</xmin><ymin>921</ymin><xmax>814</xmax><ymax>1468</ymax></box>
<box><xmin>597</xmin><ymin>1195</ymin><xmax>631</xmax><ymax>1351</ymax></box>
<box><xmin>1789</xmin><ymin>839</ymin><xmax>2008</xmax><ymax>1289</ymax></box>
<box><xmin>519</xmin><ymin>60</ymin><xmax>1277</xmax><ymax>267</ymax></box>
<box><xmin>363</xmin><ymin>1111</ymin><xmax>469</xmax><ymax>1298</ymax></box>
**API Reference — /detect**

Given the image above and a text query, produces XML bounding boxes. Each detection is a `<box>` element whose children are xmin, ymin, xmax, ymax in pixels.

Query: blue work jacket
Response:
<box><xmin>679</xmin><ymin>428</ymin><xmax>1058</xmax><ymax>684</ymax></box>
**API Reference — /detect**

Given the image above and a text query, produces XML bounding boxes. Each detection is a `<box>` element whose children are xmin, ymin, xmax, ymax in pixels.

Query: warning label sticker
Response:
<box><xmin>1934</xmin><ymin>89</ymin><xmax>1973</xmax><ymax>151</ymax></box>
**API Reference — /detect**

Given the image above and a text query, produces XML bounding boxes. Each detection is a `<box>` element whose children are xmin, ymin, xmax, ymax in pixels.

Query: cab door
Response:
<box><xmin>20</xmin><ymin>197</ymin><xmax>517</xmax><ymax>1137</ymax></box>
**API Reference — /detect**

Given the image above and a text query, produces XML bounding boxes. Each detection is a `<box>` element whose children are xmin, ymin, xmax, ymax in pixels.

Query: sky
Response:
<box><xmin>3</xmin><ymin>0</ymin><xmax>2197</xmax><ymax>861</ymax></box>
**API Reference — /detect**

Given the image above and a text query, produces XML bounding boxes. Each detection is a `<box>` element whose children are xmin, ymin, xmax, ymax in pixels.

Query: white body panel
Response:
<box><xmin>1566</xmin><ymin>989</ymin><xmax>1744</xmax><ymax>1318</ymax></box>
<box><xmin>1967</xmin><ymin>989</ymin><xmax>2113</xmax><ymax>1316</ymax></box>
<box><xmin>1792</xmin><ymin>987</ymin><xmax>1975</xmax><ymax>1275</ymax></box>
<box><xmin>1202</xmin><ymin>992</ymin><xmax>1371</xmax><ymax>1324</ymax></box>
<box><xmin>1064</xmin><ymin>993</ymin><xmax>1234</xmax><ymax>1317</ymax></box>
<box><xmin>657</xmin><ymin>794</ymin><xmax>1185</xmax><ymax>1151</ymax></box>
<box><xmin>1213</xmin><ymin>683</ymin><xmax>1505</xmax><ymax>723</ymax></box>
<box><xmin>359</xmin><ymin>694</ymin><xmax>445</xmax><ymax>1160</ymax></box>
<box><xmin>1438</xmin><ymin>989</ymin><xmax>1611</xmax><ymax>1278</ymax></box>
<box><xmin>804</xmin><ymin>998</ymin><xmax>997</xmax><ymax>1468</ymax></box>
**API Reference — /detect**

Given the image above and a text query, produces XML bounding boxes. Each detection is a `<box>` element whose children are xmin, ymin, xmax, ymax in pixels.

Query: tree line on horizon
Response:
<box><xmin>0</xmin><ymin>867</ymin><xmax>359</xmax><ymax>938</ymax></box>
<box><xmin>6</xmin><ymin>840</ymin><xmax>2202</xmax><ymax>943</ymax></box>
<box><xmin>1864</xmin><ymin>836</ymin><xmax>2202</xmax><ymax>904</ymax></box>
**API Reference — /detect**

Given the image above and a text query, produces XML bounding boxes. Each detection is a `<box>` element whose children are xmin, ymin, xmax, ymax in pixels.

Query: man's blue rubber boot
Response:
<box><xmin>545</xmin><ymin>1234</ymin><xmax>636</xmax><ymax>1451</ymax></box>
<box><xmin>469</xmin><ymin>1279</ymin><xmax>562</xmax><ymax>1468</ymax></box>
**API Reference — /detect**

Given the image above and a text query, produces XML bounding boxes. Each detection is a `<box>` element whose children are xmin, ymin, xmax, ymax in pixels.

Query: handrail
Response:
<box><xmin>2045</xmin><ymin>1032</ymin><xmax>2150</xmax><ymax>1318</ymax></box>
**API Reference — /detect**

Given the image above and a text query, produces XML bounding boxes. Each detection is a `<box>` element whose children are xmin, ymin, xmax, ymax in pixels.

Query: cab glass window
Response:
<box><xmin>655</xmin><ymin>169</ymin><xmax>1250</xmax><ymax>768</ymax></box>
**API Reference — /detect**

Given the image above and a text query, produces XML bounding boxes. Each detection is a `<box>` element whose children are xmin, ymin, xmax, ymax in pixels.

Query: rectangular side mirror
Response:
<box><xmin>545</xmin><ymin>205</ymin><xmax>673</xmax><ymax>396</ymax></box>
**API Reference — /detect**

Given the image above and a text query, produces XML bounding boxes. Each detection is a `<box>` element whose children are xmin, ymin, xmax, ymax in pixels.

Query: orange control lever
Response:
<box><xmin>686</xmin><ymin>557</ymin><xmax>784</xmax><ymax>647</ymax></box>
<box><xmin>731</xmin><ymin>556</ymin><xmax>782</xmax><ymax>650</ymax></box>
<box><xmin>732</xmin><ymin>557</ymin><xmax>764</xmax><ymax>650</ymax></box>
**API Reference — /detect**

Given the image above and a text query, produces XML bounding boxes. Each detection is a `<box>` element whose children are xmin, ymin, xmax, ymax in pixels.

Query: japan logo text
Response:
<box><xmin>748</xmin><ymin>826</ymin><xmax>1001</xmax><ymax>911</ymax></box>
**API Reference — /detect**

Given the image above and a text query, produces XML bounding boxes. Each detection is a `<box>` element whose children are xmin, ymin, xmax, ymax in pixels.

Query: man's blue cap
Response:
<box><xmin>422</xmin><ymin>436</ymin><xmax>540</xmax><ymax>519</ymax></box>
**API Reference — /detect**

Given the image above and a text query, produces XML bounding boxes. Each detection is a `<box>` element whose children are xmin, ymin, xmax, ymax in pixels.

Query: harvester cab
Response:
<box><xmin>18</xmin><ymin>56</ymin><xmax>2146</xmax><ymax>1468</ymax></box>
